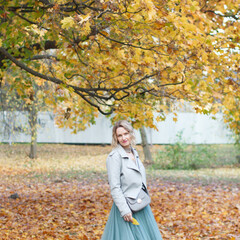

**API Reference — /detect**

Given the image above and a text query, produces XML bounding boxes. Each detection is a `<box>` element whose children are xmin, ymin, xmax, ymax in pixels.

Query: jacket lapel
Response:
<box><xmin>117</xmin><ymin>145</ymin><xmax>141</xmax><ymax>173</ymax></box>
<box><xmin>132</xmin><ymin>148</ymin><xmax>146</xmax><ymax>180</ymax></box>
<box><xmin>127</xmin><ymin>157</ymin><xmax>140</xmax><ymax>172</ymax></box>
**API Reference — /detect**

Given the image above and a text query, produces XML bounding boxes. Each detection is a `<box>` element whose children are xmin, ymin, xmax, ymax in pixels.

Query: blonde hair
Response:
<box><xmin>112</xmin><ymin>120</ymin><xmax>136</xmax><ymax>148</ymax></box>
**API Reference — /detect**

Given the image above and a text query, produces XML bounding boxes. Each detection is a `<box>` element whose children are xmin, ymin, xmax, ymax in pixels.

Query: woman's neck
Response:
<box><xmin>123</xmin><ymin>146</ymin><xmax>132</xmax><ymax>153</ymax></box>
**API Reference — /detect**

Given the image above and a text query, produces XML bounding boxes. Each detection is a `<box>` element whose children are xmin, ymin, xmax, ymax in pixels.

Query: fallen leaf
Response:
<box><xmin>132</xmin><ymin>217</ymin><xmax>140</xmax><ymax>225</ymax></box>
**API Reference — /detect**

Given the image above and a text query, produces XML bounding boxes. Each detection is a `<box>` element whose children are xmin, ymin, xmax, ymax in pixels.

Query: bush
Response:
<box><xmin>153</xmin><ymin>133</ymin><xmax>217</xmax><ymax>170</ymax></box>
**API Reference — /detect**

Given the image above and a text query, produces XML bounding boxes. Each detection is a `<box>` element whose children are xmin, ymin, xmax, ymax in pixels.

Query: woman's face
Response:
<box><xmin>116</xmin><ymin>127</ymin><xmax>131</xmax><ymax>148</ymax></box>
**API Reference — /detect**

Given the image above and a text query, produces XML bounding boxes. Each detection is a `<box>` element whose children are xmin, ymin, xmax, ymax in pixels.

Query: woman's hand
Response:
<box><xmin>123</xmin><ymin>212</ymin><xmax>133</xmax><ymax>222</ymax></box>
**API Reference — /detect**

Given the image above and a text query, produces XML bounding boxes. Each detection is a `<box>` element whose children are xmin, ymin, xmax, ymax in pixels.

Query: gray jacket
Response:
<box><xmin>106</xmin><ymin>144</ymin><xmax>147</xmax><ymax>217</ymax></box>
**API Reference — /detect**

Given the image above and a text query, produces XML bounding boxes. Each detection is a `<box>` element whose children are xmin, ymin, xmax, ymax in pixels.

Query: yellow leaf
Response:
<box><xmin>0</xmin><ymin>39</ymin><xmax>2</xmax><ymax>47</ymax></box>
<box><xmin>45</xmin><ymin>98</ymin><xmax>53</xmax><ymax>105</ymax></box>
<box><xmin>83</xmin><ymin>21</ymin><xmax>91</xmax><ymax>35</ymax></box>
<box><xmin>61</xmin><ymin>17</ymin><xmax>75</xmax><ymax>29</ymax></box>
<box><xmin>143</xmin><ymin>0</ymin><xmax>156</xmax><ymax>20</ymax></box>
<box><xmin>132</xmin><ymin>217</ymin><xmax>140</xmax><ymax>225</ymax></box>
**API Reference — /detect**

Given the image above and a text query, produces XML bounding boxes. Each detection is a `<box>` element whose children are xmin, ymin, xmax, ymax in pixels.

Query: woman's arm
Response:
<box><xmin>106</xmin><ymin>152</ymin><xmax>131</xmax><ymax>217</ymax></box>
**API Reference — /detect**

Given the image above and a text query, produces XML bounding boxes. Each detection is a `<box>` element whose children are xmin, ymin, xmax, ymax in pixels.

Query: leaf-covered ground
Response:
<box><xmin>0</xmin><ymin>144</ymin><xmax>240</xmax><ymax>239</ymax></box>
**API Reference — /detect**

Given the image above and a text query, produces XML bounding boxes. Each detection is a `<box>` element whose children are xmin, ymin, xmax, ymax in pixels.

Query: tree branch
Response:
<box><xmin>30</xmin><ymin>54</ymin><xmax>58</xmax><ymax>61</ymax></box>
<box><xmin>0</xmin><ymin>47</ymin><xmax>156</xmax><ymax>102</ymax></box>
<box><xmin>12</xmin><ymin>11</ymin><xmax>37</xmax><ymax>24</ymax></box>
<box><xmin>99</xmin><ymin>31</ymin><xmax>155</xmax><ymax>51</ymax></box>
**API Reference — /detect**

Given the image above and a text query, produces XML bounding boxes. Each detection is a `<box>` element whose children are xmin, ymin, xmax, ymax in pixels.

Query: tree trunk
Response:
<box><xmin>139</xmin><ymin>127</ymin><xmax>153</xmax><ymax>164</ymax></box>
<box><xmin>237</xmin><ymin>155</ymin><xmax>240</xmax><ymax>164</ymax></box>
<box><xmin>28</xmin><ymin>98</ymin><xmax>38</xmax><ymax>159</ymax></box>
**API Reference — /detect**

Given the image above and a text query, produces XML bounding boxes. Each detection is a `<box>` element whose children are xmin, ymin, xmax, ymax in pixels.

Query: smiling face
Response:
<box><xmin>116</xmin><ymin>127</ymin><xmax>131</xmax><ymax>148</ymax></box>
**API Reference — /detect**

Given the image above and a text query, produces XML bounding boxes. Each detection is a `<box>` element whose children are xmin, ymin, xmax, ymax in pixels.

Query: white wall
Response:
<box><xmin>0</xmin><ymin>111</ymin><xmax>234</xmax><ymax>144</ymax></box>
<box><xmin>149</xmin><ymin>113</ymin><xmax>233</xmax><ymax>144</ymax></box>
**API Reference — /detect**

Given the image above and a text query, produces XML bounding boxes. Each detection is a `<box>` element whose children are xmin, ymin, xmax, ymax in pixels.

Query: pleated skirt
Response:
<box><xmin>101</xmin><ymin>203</ymin><xmax>162</xmax><ymax>240</ymax></box>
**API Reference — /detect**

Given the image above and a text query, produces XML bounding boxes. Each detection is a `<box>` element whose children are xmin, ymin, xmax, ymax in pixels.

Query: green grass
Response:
<box><xmin>0</xmin><ymin>143</ymin><xmax>239</xmax><ymax>185</ymax></box>
<box><xmin>152</xmin><ymin>144</ymin><xmax>240</xmax><ymax>170</ymax></box>
<box><xmin>213</xmin><ymin>144</ymin><xmax>240</xmax><ymax>166</ymax></box>
<box><xmin>147</xmin><ymin>168</ymin><xmax>240</xmax><ymax>185</ymax></box>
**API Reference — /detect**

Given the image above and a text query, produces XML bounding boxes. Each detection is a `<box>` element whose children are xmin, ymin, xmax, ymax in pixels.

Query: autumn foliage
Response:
<box><xmin>0</xmin><ymin>0</ymin><xmax>239</xmax><ymax>132</ymax></box>
<box><xmin>1</xmin><ymin>173</ymin><xmax>240</xmax><ymax>239</ymax></box>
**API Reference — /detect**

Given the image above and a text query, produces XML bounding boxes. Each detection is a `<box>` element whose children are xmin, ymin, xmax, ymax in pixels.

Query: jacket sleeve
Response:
<box><xmin>106</xmin><ymin>152</ymin><xmax>131</xmax><ymax>217</ymax></box>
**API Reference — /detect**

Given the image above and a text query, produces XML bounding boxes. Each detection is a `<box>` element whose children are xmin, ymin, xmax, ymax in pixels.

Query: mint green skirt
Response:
<box><xmin>101</xmin><ymin>203</ymin><xmax>162</xmax><ymax>240</ymax></box>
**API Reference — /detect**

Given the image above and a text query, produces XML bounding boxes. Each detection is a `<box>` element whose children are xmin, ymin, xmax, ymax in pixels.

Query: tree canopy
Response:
<box><xmin>0</xmin><ymin>0</ymin><xmax>239</xmax><ymax>131</ymax></box>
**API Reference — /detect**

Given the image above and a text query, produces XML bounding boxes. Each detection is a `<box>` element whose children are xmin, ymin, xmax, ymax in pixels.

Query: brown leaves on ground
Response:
<box><xmin>0</xmin><ymin>144</ymin><xmax>240</xmax><ymax>239</ymax></box>
<box><xmin>1</xmin><ymin>177</ymin><xmax>240</xmax><ymax>239</ymax></box>
<box><xmin>150</xmin><ymin>180</ymin><xmax>240</xmax><ymax>239</ymax></box>
<box><xmin>0</xmin><ymin>179</ymin><xmax>110</xmax><ymax>240</ymax></box>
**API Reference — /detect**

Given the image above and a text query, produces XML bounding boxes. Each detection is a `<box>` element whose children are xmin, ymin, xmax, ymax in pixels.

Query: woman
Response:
<box><xmin>101</xmin><ymin>120</ymin><xmax>162</xmax><ymax>240</ymax></box>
